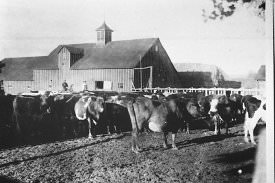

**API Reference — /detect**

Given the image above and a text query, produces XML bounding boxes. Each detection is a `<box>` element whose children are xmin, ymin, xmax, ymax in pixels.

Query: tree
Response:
<box><xmin>202</xmin><ymin>0</ymin><xmax>265</xmax><ymax>21</ymax></box>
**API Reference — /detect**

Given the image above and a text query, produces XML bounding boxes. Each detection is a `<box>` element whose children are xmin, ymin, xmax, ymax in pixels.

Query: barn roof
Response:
<box><xmin>0</xmin><ymin>38</ymin><xmax>158</xmax><ymax>80</ymax></box>
<box><xmin>69</xmin><ymin>38</ymin><xmax>158</xmax><ymax>69</ymax></box>
<box><xmin>96</xmin><ymin>22</ymin><xmax>113</xmax><ymax>32</ymax></box>
<box><xmin>0</xmin><ymin>56</ymin><xmax>58</xmax><ymax>81</ymax></box>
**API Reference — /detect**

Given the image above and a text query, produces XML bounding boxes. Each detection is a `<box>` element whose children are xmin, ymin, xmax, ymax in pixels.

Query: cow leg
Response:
<box><xmin>163</xmin><ymin>132</ymin><xmax>168</xmax><ymax>149</ymax></box>
<box><xmin>244</xmin><ymin>114</ymin><xmax>250</xmax><ymax>143</ymax></box>
<box><xmin>225</xmin><ymin>121</ymin><xmax>229</xmax><ymax>135</ymax></box>
<box><xmin>107</xmin><ymin>125</ymin><xmax>111</xmax><ymax>135</ymax></box>
<box><xmin>127</xmin><ymin>101</ymin><xmax>141</xmax><ymax>153</ymax></box>
<box><xmin>114</xmin><ymin>124</ymin><xmax>118</xmax><ymax>134</ymax></box>
<box><xmin>249</xmin><ymin>127</ymin><xmax>256</xmax><ymax>145</ymax></box>
<box><xmin>87</xmin><ymin>118</ymin><xmax>93</xmax><ymax>139</ymax></box>
<box><xmin>244</xmin><ymin>123</ymin><xmax>249</xmax><ymax>143</ymax></box>
<box><xmin>249</xmin><ymin>119</ymin><xmax>258</xmax><ymax>145</ymax></box>
<box><xmin>214</xmin><ymin>120</ymin><xmax>218</xmax><ymax>135</ymax></box>
<box><xmin>186</xmin><ymin>122</ymin><xmax>190</xmax><ymax>134</ymax></box>
<box><xmin>171</xmin><ymin>133</ymin><xmax>178</xmax><ymax>150</ymax></box>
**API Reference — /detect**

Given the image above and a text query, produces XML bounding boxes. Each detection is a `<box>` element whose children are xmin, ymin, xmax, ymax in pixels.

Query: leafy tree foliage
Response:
<box><xmin>202</xmin><ymin>0</ymin><xmax>265</xmax><ymax>21</ymax></box>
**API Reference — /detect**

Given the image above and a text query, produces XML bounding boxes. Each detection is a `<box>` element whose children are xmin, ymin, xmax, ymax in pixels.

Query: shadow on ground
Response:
<box><xmin>0</xmin><ymin>134</ymin><xmax>125</xmax><ymax>169</ymax></box>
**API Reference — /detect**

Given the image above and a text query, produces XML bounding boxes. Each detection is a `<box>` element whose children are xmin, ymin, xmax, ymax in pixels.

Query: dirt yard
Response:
<box><xmin>0</xmin><ymin>124</ymin><xmax>259</xmax><ymax>183</ymax></box>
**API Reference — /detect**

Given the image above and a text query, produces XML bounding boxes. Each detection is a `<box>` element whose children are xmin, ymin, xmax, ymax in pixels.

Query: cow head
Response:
<box><xmin>186</xmin><ymin>100</ymin><xmax>201</xmax><ymax>118</ymax></box>
<box><xmin>40</xmin><ymin>93</ymin><xmax>55</xmax><ymax>114</ymax></box>
<box><xmin>86</xmin><ymin>96</ymin><xmax>104</xmax><ymax>121</ymax></box>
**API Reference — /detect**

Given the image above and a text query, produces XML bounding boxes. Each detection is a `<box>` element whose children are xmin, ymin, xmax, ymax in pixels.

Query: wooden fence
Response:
<box><xmin>132</xmin><ymin>87</ymin><xmax>264</xmax><ymax>96</ymax></box>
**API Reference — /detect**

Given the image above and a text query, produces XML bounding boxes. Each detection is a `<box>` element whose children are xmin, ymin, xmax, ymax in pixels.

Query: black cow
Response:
<box><xmin>52</xmin><ymin>94</ymin><xmax>82</xmax><ymax>138</ymax></box>
<box><xmin>100</xmin><ymin>92</ymin><xmax>142</xmax><ymax>135</ymax></box>
<box><xmin>13</xmin><ymin>93</ymin><xmax>55</xmax><ymax>142</ymax></box>
<box><xmin>0</xmin><ymin>94</ymin><xmax>16</xmax><ymax>146</ymax></box>
<box><xmin>99</xmin><ymin>102</ymin><xmax>132</xmax><ymax>134</ymax></box>
<box><xmin>229</xmin><ymin>94</ymin><xmax>245</xmax><ymax>122</ymax></box>
<box><xmin>166</xmin><ymin>94</ymin><xmax>202</xmax><ymax>134</ymax></box>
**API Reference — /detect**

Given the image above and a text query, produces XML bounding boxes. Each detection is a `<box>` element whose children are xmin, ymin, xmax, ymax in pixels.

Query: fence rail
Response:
<box><xmin>132</xmin><ymin>87</ymin><xmax>264</xmax><ymax>96</ymax></box>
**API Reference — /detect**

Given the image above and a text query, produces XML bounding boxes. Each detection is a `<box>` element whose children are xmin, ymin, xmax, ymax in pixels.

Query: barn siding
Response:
<box><xmin>34</xmin><ymin>69</ymin><xmax>133</xmax><ymax>93</ymax></box>
<box><xmin>4</xmin><ymin>68</ymin><xmax>133</xmax><ymax>95</ymax></box>
<box><xmin>134</xmin><ymin>40</ymin><xmax>181</xmax><ymax>88</ymax></box>
<box><xmin>3</xmin><ymin>81</ymin><xmax>35</xmax><ymax>95</ymax></box>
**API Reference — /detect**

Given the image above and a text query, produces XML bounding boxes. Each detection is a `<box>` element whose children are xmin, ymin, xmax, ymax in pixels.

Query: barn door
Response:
<box><xmin>133</xmin><ymin>66</ymin><xmax>152</xmax><ymax>89</ymax></box>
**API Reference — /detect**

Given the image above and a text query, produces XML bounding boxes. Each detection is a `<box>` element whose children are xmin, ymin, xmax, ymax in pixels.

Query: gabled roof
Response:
<box><xmin>0</xmin><ymin>38</ymin><xmax>158</xmax><ymax>81</ymax></box>
<box><xmin>70</xmin><ymin>38</ymin><xmax>158</xmax><ymax>69</ymax></box>
<box><xmin>0</xmin><ymin>56</ymin><xmax>58</xmax><ymax>81</ymax></box>
<box><xmin>255</xmin><ymin>65</ymin><xmax>265</xmax><ymax>81</ymax></box>
<box><xmin>96</xmin><ymin>22</ymin><xmax>113</xmax><ymax>32</ymax></box>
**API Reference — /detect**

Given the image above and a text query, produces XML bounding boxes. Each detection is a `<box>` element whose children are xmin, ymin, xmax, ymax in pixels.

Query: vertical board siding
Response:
<box><xmin>4</xmin><ymin>68</ymin><xmax>133</xmax><ymax>94</ymax></box>
<box><xmin>4</xmin><ymin>68</ymin><xmax>134</xmax><ymax>94</ymax></box>
<box><xmin>3</xmin><ymin>81</ymin><xmax>34</xmax><ymax>95</ymax></box>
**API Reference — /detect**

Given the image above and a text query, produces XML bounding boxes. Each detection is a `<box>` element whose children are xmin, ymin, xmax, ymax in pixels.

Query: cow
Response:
<box><xmin>98</xmin><ymin>92</ymin><xmax>148</xmax><ymax>135</ymax></box>
<box><xmin>74</xmin><ymin>95</ymin><xmax>104</xmax><ymax>138</ymax></box>
<box><xmin>229</xmin><ymin>94</ymin><xmax>244</xmax><ymax>123</ymax></box>
<box><xmin>243</xmin><ymin>96</ymin><xmax>266</xmax><ymax>144</ymax></box>
<box><xmin>197</xmin><ymin>94</ymin><xmax>213</xmax><ymax>116</ymax></box>
<box><xmin>52</xmin><ymin>93</ymin><xmax>82</xmax><ymax>138</ymax></box>
<box><xmin>99</xmin><ymin>102</ymin><xmax>132</xmax><ymax>134</ymax></box>
<box><xmin>0</xmin><ymin>94</ymin><xmax>16</xmax><ymax>146</ymax></box>
<box><xmin>167</xmin><ymin>94</ymin><xmax>203</xmax><ymax>134</ymax></box>
<box><xmin>208</xmin><ymin>95</ymin><xmax>236</xmax><ymax>135</ymax></box>
<box><xmin>12</xmin><ymin>92</ymin><xmax>55</xmax><ymax>142</ymax></box>
<box><xmin>126</xmin><ymin>96</ymin><xmax>186</xmax><ymax>153</ymax></box>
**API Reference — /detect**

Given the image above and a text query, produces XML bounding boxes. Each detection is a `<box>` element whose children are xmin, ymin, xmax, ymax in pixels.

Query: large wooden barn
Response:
<box><xmin>0</xmin><ymin>22</ymin><xmax>181</xmax><ymax>95</ymax></box>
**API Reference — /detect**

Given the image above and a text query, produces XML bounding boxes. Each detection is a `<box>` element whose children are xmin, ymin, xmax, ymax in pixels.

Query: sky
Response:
<box><xmin>0</xmin><ymin>0</ymin><xmax>267</xmax><ymax>79</ymax></box>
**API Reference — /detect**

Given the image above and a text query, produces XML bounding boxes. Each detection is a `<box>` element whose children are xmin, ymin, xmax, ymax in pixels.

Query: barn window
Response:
<box><xmin>62</xmin><ymin>50</ymin><xmax>66</xmax><ymax>60</ymax></box>
<box><xmin>95</xmin><ymin>81</ymin><xmax>104</xmax><ymax>89</ymax></box>
<box><xmin>97</xmin><ymin>32</ymin><xmax>100</xmax><ymax>41</ymax></box>
<box><xmin>95</xmin><ymin>81</ymin><xmax>112</xmax><ymax>90</ymax></box>
<box><xmin>118</xmin><ymin>83</ymin><xmax>123</xmax><ymax>88</ymax></box>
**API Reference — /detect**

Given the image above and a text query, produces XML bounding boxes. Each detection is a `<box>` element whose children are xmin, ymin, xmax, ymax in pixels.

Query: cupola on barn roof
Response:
<box><xmin>96</xmin><ymin>21</ymin><xmax>113</xmax><ymax>32</ymax></box>
<box><xmin>96</xmin><ymin>21</ymin><xmax>113</xmax><ymax>45</ymax></box>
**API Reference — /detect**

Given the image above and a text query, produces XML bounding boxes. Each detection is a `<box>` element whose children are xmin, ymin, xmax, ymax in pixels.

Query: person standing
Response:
<box><xmin>83</xmin><ymin>81</ymin><xmax>88</xmax><ymax>91</ymax></box>
<box><xmin>62</xmin><ymin>80</ymin><xmax>68</xmax><ymax>91</ymax></box>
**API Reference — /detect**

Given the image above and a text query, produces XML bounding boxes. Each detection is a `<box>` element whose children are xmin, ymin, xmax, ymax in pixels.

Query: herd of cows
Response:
<box><xmin>0</xmin><ymin>90</ymin><xmax>266</xmax><ymax>153</ymax></box>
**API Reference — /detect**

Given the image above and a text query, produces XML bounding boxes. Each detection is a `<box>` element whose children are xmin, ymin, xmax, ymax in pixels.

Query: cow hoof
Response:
<box><xmin>88</xmin><ymin>135</ymin><xmax>93</xmax><ymax>139</ymax></box>
<box><xmin>251</xmin><ymin>141</ymin><xmax>257</xmax><ymax>145</ymax></box>
<box><xmin>163</xmin><ymin>144</ymin><xmax>168</xmax><ymax>149</ymax></box>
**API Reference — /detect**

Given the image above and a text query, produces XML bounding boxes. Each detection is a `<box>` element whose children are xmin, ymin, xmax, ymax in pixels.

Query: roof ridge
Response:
<box><xmin>64</xmin><ymin>37</ymin><xmax>158</xmax><ymax>47</ymax></box>
<box><xmin>2</xmin><ymin>55</ymin><xmax>49</xmax><ymax>60</ymax></box>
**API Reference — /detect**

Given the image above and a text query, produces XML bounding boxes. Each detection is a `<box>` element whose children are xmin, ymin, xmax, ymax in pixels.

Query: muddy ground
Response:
<box><xmin>0</xmin><ymin>124</ymin><xmax>260</xmax><ymax>183</ymax></box>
